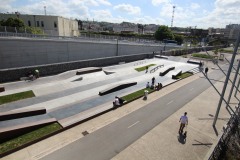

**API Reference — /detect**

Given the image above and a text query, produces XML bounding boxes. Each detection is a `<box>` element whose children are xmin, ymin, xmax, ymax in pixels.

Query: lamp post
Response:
<box><xmin>33</xmin><ymin>15</ymin><xmax>36</xmax><ymax>27</ymax></box>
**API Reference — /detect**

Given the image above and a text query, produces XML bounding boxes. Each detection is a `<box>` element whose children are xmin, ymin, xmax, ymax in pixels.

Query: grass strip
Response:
<box><xmin>176</xmin><ymin>72</ymin><xmax>193</xmax><ymax>79</ymax></box>
<box><xmin>135</xmin><ymin>64</ymin><xmax>156</xmax><ymax>72</ymax></box>
<box><xmin>0</xmin><ymin>90</ymin><xmax>35</xmax><ymax>105</ymax></box>
<box><xmin>0</xmin><ymin>122</ymin><xmax>62</xmax><ymax>154</ymax></box>
<box><xmin>122</xmin><ymin>88</ymin><xmax>154</xmax><ymax>102</ymax></box>
<box><xmin>192</xmin><ymin>53</ymin><xmax>213</xmax><ymax>59</ymax></box>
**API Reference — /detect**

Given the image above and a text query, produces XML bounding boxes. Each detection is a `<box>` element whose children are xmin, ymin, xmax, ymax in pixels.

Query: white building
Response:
<box><xmin>0</xmin><ymin>13</ymin><xmax>80</xmax><ymax>37</ymax></box>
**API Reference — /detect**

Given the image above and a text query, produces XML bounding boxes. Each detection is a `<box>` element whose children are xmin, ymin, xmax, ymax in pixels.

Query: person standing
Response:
<box><xmin>145</xmin><ymin>66</ymin><xmax>149</xmax><ymax>73</ymax></box>
<box><xmin>151</xmin><ymin>77</ymin><xmax>155</xmax><ymax>86</ymax></box>
<box><xmin>179</xmin><ymin>112</ymin><xmax>188</xmax><ymax>134</ymax></box>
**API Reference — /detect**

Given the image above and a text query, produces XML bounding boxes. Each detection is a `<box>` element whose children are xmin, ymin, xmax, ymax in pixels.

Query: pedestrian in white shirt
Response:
<box><xmin>179</xmin><ymin>112</ymin><xmax>188</xmax><ymax>134</ymax></box>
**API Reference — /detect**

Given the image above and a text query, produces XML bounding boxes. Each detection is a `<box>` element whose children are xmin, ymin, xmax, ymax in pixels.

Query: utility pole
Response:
<box><xmin>171</xmin><ymin>6</ymin><xmax>176</xmax><ymax>27</ymax></box>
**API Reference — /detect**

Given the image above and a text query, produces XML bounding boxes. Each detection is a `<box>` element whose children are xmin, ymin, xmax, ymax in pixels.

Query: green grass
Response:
<box><xmin>135</xmin><ymin>64</ymin><xmax>156</xmax><ymax>72</ymax></box>
<box><xmin>192</xmin><ymin>53</ymin><xmax>213</xmax><ymax>59</ymax></box>
<box><xmin>176</xmin><ymin>72</ymin><xmax>193</xmax><ymax>79</ymax></box>
<box><xmin>0</xmin><ymin>122</ymin><xmax>62</xmax><ymax>154</ymax></box>
<box><xmin>0</xmin><ymin>90</ymin><xmax>35</xmax><ymax>105</ymax></box>
<box><xmin>219</xmin><ymin>49</ymin><xmax>233</xmax><ymax>53</ymax></box>
<box><xmin>122</xmin><ymin>88</ymin><xmax>154</xmax><ymax>102</ymax></box>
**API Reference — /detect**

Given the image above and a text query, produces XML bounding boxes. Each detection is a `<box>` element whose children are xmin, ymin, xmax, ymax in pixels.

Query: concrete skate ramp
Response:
<box><xmin>172</xmin><ymin>69</ymin><xmax>182</xmax><ymax>79</ymax></box>
<box><xmin>103</xmin><ymin>70</ymin><xmax>115</xmax><ymax>75</ymax></box>
<box><xmin>0</xmin><ymin>118</ymin><xmax>56</xmax><ymax>143</ymax></box>
<box><xmin>99</xmin><ymin>82</ymin><xmax>137</xmax><ymax>96</ymax></box>
<box><xmin>76</xmin><ymin>67</ymin><xmax>102</xmax><ymax>75</ymax></box>
<box><xmin>187</xmin><ymin>59</ymin><xmax>201</xmax><ymax>65</ymax></box>
<box><xmin>159</xmin><ymin>66</ymin><xmax>175</xmax><ymax>76</ymax></box>
<box><xmin>155</xmin><ymin>55</ymin><xmax>168</xmax><ymax>59</ymax></box>
<box><xmin>71</xmin><ymin>77</ymin><xmax>83</xmax><ymax>82</ymax></box>
<box><xmin>0</xmin><ymin>107</ymin><xmax>46</xmax><ymax>121</ymax></box>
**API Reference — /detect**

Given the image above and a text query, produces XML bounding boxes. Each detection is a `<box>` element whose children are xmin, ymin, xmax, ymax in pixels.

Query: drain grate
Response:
<box><xmin>82</xmin><ymin>131</ymin><xmax>89</xmax><ymax>136</ymax></box>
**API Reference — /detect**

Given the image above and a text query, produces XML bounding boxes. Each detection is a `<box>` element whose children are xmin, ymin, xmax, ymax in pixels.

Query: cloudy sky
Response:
<box><xmin>0</xmin><ymin>0</ymin><xmax>240</xmax><ymax>29</ymax></box>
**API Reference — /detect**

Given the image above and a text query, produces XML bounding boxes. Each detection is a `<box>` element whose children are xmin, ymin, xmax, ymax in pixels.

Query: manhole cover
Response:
<box><xmin>82</xmin><ymin>131</ymin><xmax>89</xmax><ymax>136</ymax></box>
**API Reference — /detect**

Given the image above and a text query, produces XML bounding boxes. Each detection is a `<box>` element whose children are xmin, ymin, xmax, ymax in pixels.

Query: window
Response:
<box><xmin>37</xmin><ymin>21</ymin><xmax>40</xmax><ymax>27</ymax></box>
<box><xmin>28</xmin><ymin>20</ymin><xmax>31</xmax><ymax>26</ymax></box>
<box><xmin>41</xmin><ymin>21</ymin><xmax>44</xmax><ymax>27</ymax></box>
<box><xmin>54</xmin><ymin>22</ymin><xmax>57</xmax><ymax>28</ymax></box>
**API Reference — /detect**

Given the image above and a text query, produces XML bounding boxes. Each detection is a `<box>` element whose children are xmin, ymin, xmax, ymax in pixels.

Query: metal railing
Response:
<box><xmin>0</xmin><ymin>26</ymin><xmax>162</xmax><ymax>45</ymax></box>
<box><xmin>208</xmin><ymin>104</ymin><xmax>240</xmax><ymax>160</ymax></box>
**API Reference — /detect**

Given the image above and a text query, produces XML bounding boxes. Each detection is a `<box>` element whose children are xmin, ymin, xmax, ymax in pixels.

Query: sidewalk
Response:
<box><xmin>2</xmin><ymin>67</ymin><xmax>237</xmax><ymax>160</ymax></box>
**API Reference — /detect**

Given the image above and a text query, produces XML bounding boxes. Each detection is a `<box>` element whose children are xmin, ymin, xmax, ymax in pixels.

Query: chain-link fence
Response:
<box><xmin>208</xmin><ymin>104</ymin><xmax>240</xmax><ymax>160</ymax></box>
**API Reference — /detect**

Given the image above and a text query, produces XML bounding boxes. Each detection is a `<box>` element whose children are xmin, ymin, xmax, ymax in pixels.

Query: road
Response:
<box><xmin>41</xmin><ymin>69</ymin><xmax>224</xmax><ymax>160</ymax></box>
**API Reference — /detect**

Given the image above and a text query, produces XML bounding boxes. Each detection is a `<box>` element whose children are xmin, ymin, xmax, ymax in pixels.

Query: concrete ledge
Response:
<box><xmin>187</xmin><ymin>59</ymin><xmax>201</xmax><ymax>65</ymax></box>
<box><xmin>0</xmin><ymin>86</ymin><xmax>5</xmax><ymax>92</ymax></box>
<box><xmin>99</xmin><ymin>82</ymin><xmax>137</xmax><ymax>96</ymax></box>
<box><xmin>159</xmin><ymin>66</ymin><xmax>175</xmax><ymax>76</ymax></box>
<box><xmin>0</xmin><ymin>107</ymin><xmax>46</xmax><ymax>121</ymax></box>
<box><xmin>172</xmin><ymin>70</ymin><xmax>182</xmax><ymax>79</ymax></box>
<box><xmin>76</xmin><ymin>67</ymin><xmax>102</xmax><ymax>75</ymax></box>
<box><xmin>154</xmin><ymin>55</ymin><xmax>168</xmax><ymax>59</ymax></box>
<box><xmin>0</xmin><ymin>118</ymin><xmax>56</xmax><ymax>143</ymax></box>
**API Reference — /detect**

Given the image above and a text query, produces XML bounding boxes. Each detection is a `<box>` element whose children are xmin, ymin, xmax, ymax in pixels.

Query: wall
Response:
<box><xmin>0</xmin><ymin>53</ymin><xmax>153</xmax><ymax>83</ymax></box>
<box><xmin>0</xmin><ymin>38</ymin><xmax>177</xmax><ymax>69</ymax></box>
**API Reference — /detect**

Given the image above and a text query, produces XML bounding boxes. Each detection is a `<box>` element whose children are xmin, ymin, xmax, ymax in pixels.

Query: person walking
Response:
<box><xmin>205</xmin><ymin>67</ymin><xmax>209</xmax><ymax>76</ymax></box>
<box><xmin>179</xmin><ymin>112</ymin><xmax>188</xmax><ymax>134</ymax></box>
<box><xmin>145</xmin><ymin>66</ymin><xmax>149</xmax><ymax>73</ymax></box>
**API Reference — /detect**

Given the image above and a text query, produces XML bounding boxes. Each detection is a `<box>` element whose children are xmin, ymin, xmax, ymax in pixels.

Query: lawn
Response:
<box><xmin>176</xmin><ymin>72</ymin><xmax>193</xmax><ymax>79</ymax></box>
<box><xmin>0</xmin><ymin>90</ymin><xmax>35</xmax><ymax>105</ymax></box>
<box><xmin>122</xmin><ymin>87</ymin><xmax>154</xmax><ymax>102</ymax></box>
<box><xmin>0</xmin><ymin>122</ymin><xmax>62</xmax><ymax>155</ymax></box>
<box><xmin>192</xmin><ymin>53</ymin><xmax>213</xmax><ymax>59</ymax></box>
<box><xmin>135</xmin><ymin>64</ymin><xmax>156</xmax><ymax>72</ymax></box>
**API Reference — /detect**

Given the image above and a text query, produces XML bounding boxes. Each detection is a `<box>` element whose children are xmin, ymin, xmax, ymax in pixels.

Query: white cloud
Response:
<box><xmin>97</xmin><ymin>0</ymin><xmax>111</xmax><ymax>6</ymax></box>
<box><xmin>113</xmin><ymin>4</ymin><xmax>141</xmax><ymax>15</ymax></box>
<box><xmin>190</xmin><ymin>3</ymin><xmax>200</xmax><ymax>9</ymax></box>
<box><xmin>196</xmin><ymin>0</ymin><xmax>240</xmax><ymax>28</ymax></box>
<box><xmin>91</xmin><ymin>9</ymin><xmax>112</xmax><ymax>21</ymax></box>
<box><xmin>152</xmin><ymin>0</ymin><xmax>170</xmax><ymax>6</ymax></box>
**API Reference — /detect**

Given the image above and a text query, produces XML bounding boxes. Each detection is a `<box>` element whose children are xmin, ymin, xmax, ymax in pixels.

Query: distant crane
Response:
<box><xmin>171</xmin><ymin>5</ymin><xmax>176</xmax><ymax>27</ymax></box>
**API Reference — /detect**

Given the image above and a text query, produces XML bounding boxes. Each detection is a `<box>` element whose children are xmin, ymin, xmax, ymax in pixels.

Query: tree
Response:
<box><xmin>0</xmin><ymin>17</ymin><xmax>25</xmax><ymax>28</ymax></box>
<box><xmin>154</xmin><ymin>25</ymin><xmax>174</xmax><ymax>41</ymax></box>
<box><xmin>174</xmin><ymin>34</ymin><xmax>184</xmax><ymax>45</ymax></box>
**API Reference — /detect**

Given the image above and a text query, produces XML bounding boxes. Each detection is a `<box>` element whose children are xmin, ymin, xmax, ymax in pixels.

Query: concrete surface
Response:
<box><xmin>1</xmin><ymin>53</ymin><xmax>239</xmax><ymax>160</ymax></box>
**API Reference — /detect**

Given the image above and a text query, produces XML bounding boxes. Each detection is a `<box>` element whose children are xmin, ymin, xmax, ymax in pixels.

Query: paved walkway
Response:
<box><xmin>2</xmin><ymin>53</ymin><xmax>239</xmax><ymax>160</ymax></box>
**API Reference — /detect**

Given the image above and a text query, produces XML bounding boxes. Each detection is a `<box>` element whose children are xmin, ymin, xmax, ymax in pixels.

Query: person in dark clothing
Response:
<box><xmin>145</xmin><ymin>66</ymin><xmax>149</xmax><ymax>73</ymax></box>
<box><xmin>205</xmin><ymin>67</ymin><xmax>209</xmax><ymax>76</ymax></box>
<box><xmin>151</xmin><ymin>77</ymin><xmax>155</xmax><ymax>86</ymax></box>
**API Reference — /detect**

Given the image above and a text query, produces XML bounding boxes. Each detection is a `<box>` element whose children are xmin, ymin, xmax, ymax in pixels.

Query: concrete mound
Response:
<box><xmin>99</xmin><ymin>82</ymin><xmax>137</xmax><ymax>96</ymax></box>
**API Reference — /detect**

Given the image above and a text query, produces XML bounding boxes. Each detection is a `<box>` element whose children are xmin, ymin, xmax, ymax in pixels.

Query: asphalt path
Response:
<box><xmin>41</xmin><ymin>69</ymin><xmax>225</xmax><ymax>160</ymax></box>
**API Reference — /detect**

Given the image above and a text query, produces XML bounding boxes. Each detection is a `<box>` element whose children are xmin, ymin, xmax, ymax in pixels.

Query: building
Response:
<box><xmin>224</xmin><ymin>24</ymin><xmax>240</xmax><ymax>40</ymax></box>
<box><xmin>0</xmin><ymin>13</ymin><xmax>80</xmax><ymax>37</ymax></box>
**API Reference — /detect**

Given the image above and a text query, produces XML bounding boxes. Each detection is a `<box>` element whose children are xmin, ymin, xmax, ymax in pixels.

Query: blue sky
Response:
<box><xmin>1</xmin><ymin>0</ymin><xmax>240</xmax><ymax>29</ymax></box>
